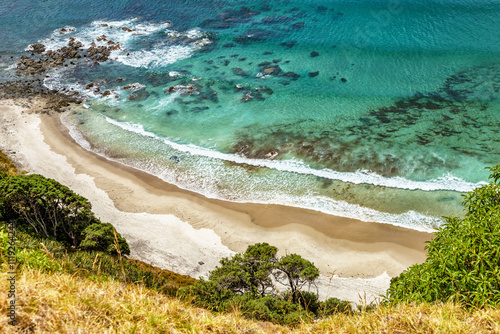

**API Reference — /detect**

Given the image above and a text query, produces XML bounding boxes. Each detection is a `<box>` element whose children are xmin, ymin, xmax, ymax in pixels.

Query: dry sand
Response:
<box><xmin>0</xmin><ymin>98</ymin><xmax>432</xmax><ymax>303</ymax></box>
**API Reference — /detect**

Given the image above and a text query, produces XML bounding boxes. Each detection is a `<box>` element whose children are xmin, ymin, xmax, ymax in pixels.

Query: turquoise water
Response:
<box><xmin>2</xmin><ymin>0</ymin><xmax>500</xmax><ymax>231</ymax></box>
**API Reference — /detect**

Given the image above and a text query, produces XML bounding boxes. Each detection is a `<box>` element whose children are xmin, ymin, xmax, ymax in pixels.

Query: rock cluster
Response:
<box><xmin>16</xmin><ymin>36</ymin><xmax>120</xmax><ymax>76</ymax></box>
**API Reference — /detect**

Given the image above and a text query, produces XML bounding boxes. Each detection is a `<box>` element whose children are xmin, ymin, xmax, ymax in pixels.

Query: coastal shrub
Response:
<box><xmin>182</xmin><ymin>242</ymin><xmax>349</xmax><ymax>325</ymax></box>
<box><xmin>238</xmin><ymin>294</ymin><xmax>311</xmax><ymax>326</ymax></box>
<box><xmin>0</xmin><ymin>174</ymin><xmax>129</xmax><ymax>255</ymax></box>
<box><xmin>206</xmin><ymin>242</ymin><xmax>278</xmax><ymax>297</ymax></box>
<box><xmin>1</xmin><ymin>229</ymin><xmax>195</xmax><ymax>295</ymax></box>
<box><xmin>387</xmin><ymin>165</ymin><xmax>500</xmax><ymax>308</ymax></box>
<box><xmin>275</xmin><ymin>253</ymin><xmax>319</xmax><ymax>303</ymax></box>
<box><xmin>80</xmin><ymin>222</ymin><xmax>130</xmax><ymax>255</ymax></box>
<box><xmin>319</xmin><ymin>297</ymin><xmax>353</xmax><ymax>316</ymax></box>
<box><xmin>0</xmin><ymin>174</ymin><xmax>96</xmax><ymax>246</ymax></box>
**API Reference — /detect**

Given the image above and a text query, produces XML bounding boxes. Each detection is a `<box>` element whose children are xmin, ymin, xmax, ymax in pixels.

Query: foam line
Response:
<box><xmin>104</xmin><ymin>117</ymin><xmax>485</xmax><ymax>193</ymax></box>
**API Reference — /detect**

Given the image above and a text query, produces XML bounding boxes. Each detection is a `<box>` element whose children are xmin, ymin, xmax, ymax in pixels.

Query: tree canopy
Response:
<box><xmin>0</xmin><ymin>174</ymin><xmax>129</xmax><ymax>255</ymax></box>
<box><xmin>387</xmin><ymin>165</ymin><xmax>500</xmax><ymax>308</ymax></box>
<box><xmin>182</xmin><ymin>242</ymin><xmax>348</xmax><ymax>325</ymax></box>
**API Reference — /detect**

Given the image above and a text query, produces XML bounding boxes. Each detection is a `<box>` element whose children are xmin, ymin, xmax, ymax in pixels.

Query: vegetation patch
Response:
<box><xmin>387</xmin><ymin>165</ymin><xmax>500</xmax><ymax>308</ymax></box>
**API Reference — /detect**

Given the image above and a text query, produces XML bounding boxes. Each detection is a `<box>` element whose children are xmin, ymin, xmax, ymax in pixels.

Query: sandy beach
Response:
<box><xmin>0</xmin><ymin>98</ymin><xmax>432</xmax><ymax>303</ymax></box>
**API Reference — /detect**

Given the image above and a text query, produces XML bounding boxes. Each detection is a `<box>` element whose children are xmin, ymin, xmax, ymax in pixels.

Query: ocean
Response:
<box><xmin>1</xmin><ymin>0</ymin><xmax>499</xmax><ymax>231</ymax></box>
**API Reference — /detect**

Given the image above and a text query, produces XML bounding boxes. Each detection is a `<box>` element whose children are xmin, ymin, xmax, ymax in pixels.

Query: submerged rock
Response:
<box><xmin>232</xmin><ymin>68</ymin><xmax>249</xmax><ymax>77</ymax></box>
<box><xmin>308</xmin><ymin>71</ymin><xmax>319</xmax><ymax>77</ymax></box>
<box><xmin>281</xmin><ymin>71</ymin><xmax>300</xmax><ymax>80</ymax></box>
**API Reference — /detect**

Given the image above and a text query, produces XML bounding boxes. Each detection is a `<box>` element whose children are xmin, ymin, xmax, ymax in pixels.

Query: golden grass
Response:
<box><xmin>0</xmin><ymin>268</ymin><xmax>286</xmax><ymax>333</ymax></box>
<box><xmin>1</xmin><ymin>268</ymin><xmax>499</xmax><ymax>333</ymax></box>
<box><xmin>0</xmin><ymin>150</ymin><xmax>19</xmax><ymax>177</ymax></box>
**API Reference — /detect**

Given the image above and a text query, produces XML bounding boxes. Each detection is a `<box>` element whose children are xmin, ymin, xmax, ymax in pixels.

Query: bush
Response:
<box><xmin>181</xmin><ymin>242</ymin><xmax>351</xmax><ymax>325</ymax></box>
<box><xmin>80</xmin><ymin>223</ymin><xmax>130</xmax><ymax>255</ymax></box>
<box><xmin>0</xmin><ymin>174</ymin><xmax>129</xmax><ymax>255</ymax></box>
<box><xmin>387</xmin><ymin>165</ymin><xmax>500</xmax><ymax>308</ymax></box>
<box><xmin>319</xmin><ymin>297</ymin><xmax>353</xmax><ymax>316</ymax></box>
<box><xmin>239</xmin><ymin>294</ymin><xmax>311</xmax><ymax>326</ymax></box>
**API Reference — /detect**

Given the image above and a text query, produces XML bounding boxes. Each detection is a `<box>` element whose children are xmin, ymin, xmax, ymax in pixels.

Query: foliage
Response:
<box><xmin>319</xmin><ymin>297</ymin><xmax>353</xmax><ymax>317</ymax></box>
<box><xmin>182</xmin><ymin>242</ymin><xmax>350</xmax><ymax>325</ymax></box>
<box><xmin>206</xmin><ymin>243</ymin><xmax>278</xmax><ymax>297</ymax></box>
<box><xmin>0</xmin><ymin>229</ymin><xmax>195</xmax><ymax>296</ymax></box>
<box><xmin>275</xmin><ymin>254</ymin><xmax>319</xmax><ymax>303</ymax></box>
<box><xmin>239</xmin><ymin>294</ymin><xmax>311</xmax><ymax>326</ymax></box>
<box><xmin>387</xmin><ymin>165</ymin><xmax>500</xmax><ymax>308</ymax></box>
<box><xmin>0</xmin><ymin>174</ymin><xmax>96</xmax><ymax>246</ymax></box>
<box><xmin>4</xmin><ymin>270</ymin><xmax>499</xmax><ymax>334</ymax></box>
<box><xmin>80</xmin><ymin>222</ymin><xmax>130</xmax><ymax>255</ymax></box>
<box><xmin>0</xmin><ymin>174</ymin><xmax>128</xmax><ymax>255</ymax></box>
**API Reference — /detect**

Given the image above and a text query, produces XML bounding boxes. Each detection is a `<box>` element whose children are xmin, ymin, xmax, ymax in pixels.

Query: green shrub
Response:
<box><xmin>0</xmin><ymin>174</ymin><xmax>130</xmax><ymax>255</ymax></box>
<box><xmin>80</xmin><ymin>223</ymin><xmax>130</xmax><ymax>255</ymax></box>
<box><xmin>181</xmin><ymin>242</ymin><xmax>350</xmax><ymax>325</ymax></box>
<box><xmin>239</xmin><ymin>294</ymin><xmax>311</xmax><ymax>326</ymax></box>
<box><xmin>319</xmin><ymin>297</ymin><xmax>353</xmax><ymax>316</ymax></box>
<box><xmin>387</xmin><ymin>165</ymin><xmax>500</xmax><ymax>308</ymax></box>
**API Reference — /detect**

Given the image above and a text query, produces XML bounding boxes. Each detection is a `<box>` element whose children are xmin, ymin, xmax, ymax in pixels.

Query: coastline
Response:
<box><xmin>0</xmin><ymin>98</ymin><xmax>432</xmax><ymax>302</ymax></box>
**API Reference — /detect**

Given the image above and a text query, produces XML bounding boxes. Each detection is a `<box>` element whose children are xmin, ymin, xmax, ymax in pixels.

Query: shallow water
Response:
<box><xmin>2</xmin><ymin>0</ymin><xmax>500</xmax><ymax>231</ymax></box>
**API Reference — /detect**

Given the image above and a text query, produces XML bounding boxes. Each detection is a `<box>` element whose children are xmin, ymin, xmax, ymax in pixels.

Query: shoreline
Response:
<box><xmin>0</xmin><ymin>98</ymin><xmax>432</xmax><ymax>302</ymax></box>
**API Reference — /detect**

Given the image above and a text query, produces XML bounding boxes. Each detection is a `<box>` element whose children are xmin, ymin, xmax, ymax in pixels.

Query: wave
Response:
<box><xmin>104</xmin><ymin>117</ymin><xmax>485</xmax><ymax>193</ymax></box>
<box><xmin>60</xmin><ymin>113</ymin><xmax>444</xmax><ymax>232</ymax></box>
<box><xmin>37</xmin><ymin>18</ymin><xmax>212</xmax><ymax>69</ymax></box>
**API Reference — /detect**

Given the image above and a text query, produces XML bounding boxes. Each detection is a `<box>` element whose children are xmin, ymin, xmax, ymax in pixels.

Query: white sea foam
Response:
<box><xmin>37</xmin><ymin>19</ymin><xmax>211</xmax><ymax>70</ymax></box>
<box><xmin>103</xmin><ymin>117</ymin><xmax>485</xmax><ymax>193</ymax></box>
<box><xmin>116</xmin><ymin>44</ymin><xmax>194</xmax><ymax>68</ymax></box>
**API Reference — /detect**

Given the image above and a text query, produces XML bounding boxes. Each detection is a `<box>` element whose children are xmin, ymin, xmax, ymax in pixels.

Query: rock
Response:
<box><xmin>191</xmin><ymin>106</ymin><xmax>209</xmax><ymax>113</ymax></box>
<box><xmin>170</xmin><ymin>155</ymin><xmax>181</xmax><ymax>163</ymax></box>
<box><xmin>128</xmin><ymin>89</ymin><xmax>150</xmax><ymax>101</ymax></box>
<box><xmin>232</xmin><ymin>68</ymin><xmax>249</xmax><ymax>77</ymax></box>
<box><xmin>262</xmin><ymin>65</ymin><xmax>282</xmax><ymax>75</ymax></box>
<box><xmin>121</xmin><ymin>27</ymin><xmax>134</xmax><ymax>32</ymax></box>
<box><xmin>261</xmin><ymin>16</ymin><xmax>292</xmax><ymax>24</ymax></box>
<box><xmin>241</xmin><ymin>93</ymin><xmax>253</xmax><ymax>102</ymax></box>
<box><xmin>166</xmin><ymin>109</ymin><xmax>178</xmax><ymax>116</ymax></box>
<box><xmin>198</xmin><ymin>261</ymin><xmax>205</xmax><ymax>265</ymax></box>
<box><xmin>86</xmin><ymin>45</ymin><xmax>112</xmax><ymax>62</ymax></box>
<box><xmin>27</xmin><ymin>43</ymin><xmax>46</xmax><ymax>54</ymax></box>
<box><xmin>255</xmin><ymin>86</ymin><xmax>274</xmax><ymax>95</ymax></box>
<box><xmin>341</xmin><ymin>77</ymin><xmax>347</xmax><ymax>82</ymax></box>
<box><xmin>223</xmin><ymin>43</ymin><xmax>236</xmax><ymax>48</ymax></box>
<box><xmin>308</xmin><ymin>71</ymin><xmax>319</xmax><ymax>77</ymax></box>
<box><xmin>310</xmin><ymin>51</ymin><xmax>319</xmax><ymax>57</ymax></box>
<box><xmin>281</xmin><ymin>71</ymin><xmax>300</xmax><ymax>80</ymax></box>
<box><xmin>280</xmin><ymin>41</ymin><xmax>296</xmax><ymax>49</ymax></box>
<box><xmin>165</xmin><ymin>85</ymin><xmax>200</xmax><ymax>95</ymax></box>
<box><xmin>291</xmin><ymin>22</ymin><xmax>305</xmax><ymax>29</ymax></box>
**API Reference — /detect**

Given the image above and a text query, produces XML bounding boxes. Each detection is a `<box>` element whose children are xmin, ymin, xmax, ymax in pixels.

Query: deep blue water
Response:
<box><xmin>1</xmin><ymin>0</ymin><xmax>499</xmax><ymax>230</ymax></box>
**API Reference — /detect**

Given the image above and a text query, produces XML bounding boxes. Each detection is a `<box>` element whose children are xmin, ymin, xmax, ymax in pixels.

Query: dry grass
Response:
<box><xmin>0</xmin><ymin>150</ymin><xmax>20</xmax><ymax>177</ymax></box>
<box><xmin>1</xmin><ymin>268</ymin><xmax>499</xmax><ymax>334</ymax></box>
<box><xmin>0</xmin><ymin>268</ymin><xmax>287</xmax><ymax>333</ymax></box>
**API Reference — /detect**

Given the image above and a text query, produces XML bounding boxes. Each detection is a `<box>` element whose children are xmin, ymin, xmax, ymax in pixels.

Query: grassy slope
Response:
<box><xmin>1</xmin><ymin>267</ymin><xmax>499</xmax><ymax>333</ymax></box>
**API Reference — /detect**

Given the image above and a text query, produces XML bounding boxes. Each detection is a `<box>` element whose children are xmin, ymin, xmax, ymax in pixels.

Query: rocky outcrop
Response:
<box><xmin>16</xmin><ymin>36</ymin><xmax>120</xmax><ymax>76</ymax></box>
<box><xmin>0</xmin><ymin>79</ymin><xmax>82</xmax><ymax>112</ymax></box>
